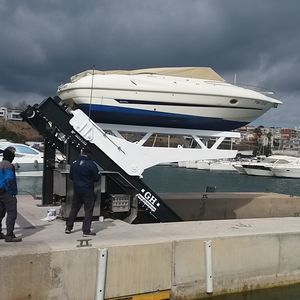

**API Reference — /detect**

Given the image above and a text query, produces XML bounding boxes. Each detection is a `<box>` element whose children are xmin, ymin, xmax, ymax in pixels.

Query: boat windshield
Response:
<box><xmin>14</xmin><ymin>145</ymin><xmax>39</xmax><ymax>155</ymax></box>
<box><xmin>0</xmin><ymin>144</ymin><xmax>40</xmax><ymax>155</ymax></box>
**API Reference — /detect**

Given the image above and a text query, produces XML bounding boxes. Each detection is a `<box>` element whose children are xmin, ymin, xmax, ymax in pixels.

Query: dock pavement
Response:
<box><xmin>3</xmin><ymin>194</ymin><xmax>300</xmax><ymax>252</ymax></box>
<box><xmin>2</xmin><ymin>195</ymin><xmax>300</xmax><ymax>299</ymax></box>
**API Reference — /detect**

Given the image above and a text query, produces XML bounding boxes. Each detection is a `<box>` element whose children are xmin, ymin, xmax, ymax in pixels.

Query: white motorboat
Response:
<box><xmin>57</xmin><ymin>67</ymin><xmax>281</xmax><ymax>132</ymax></box>
<box><xmin>238</xmin><ymin>155</ymin><xmax>299</xmax><ymax>177</ymax></box>
<box><xmin>209</xmin><ymin>160</ymin><xmax>237</xmax><ymax>172</ymax></box>
<box><xmin>271</xmin><ymin>160</ymin><xmax>300</xmax><ymax>178</ymax></box>
<box><xmin>196</xmin><ymin>160</ymin><xmax>211</xmax><ymax>170</ymax></box>
<box><xmin>178</xmin><ymin>159</ymin><xmax>237</xmax><ymax>172</ymax></box>
<box><xmin>232</xmin><ymin>160</ymin><xmax>248</xmax><ymax>174</ymax></box>
<box><xmin>0</xmin><ymin>141</ymin><xmax>43</xmax><ymax>177</ymax></box>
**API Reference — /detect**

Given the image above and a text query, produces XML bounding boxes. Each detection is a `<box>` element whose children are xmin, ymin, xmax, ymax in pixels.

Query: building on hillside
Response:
<box><xmin>280</xmin><ymin>128</ymin><xmax>298</xmax><ymax>139</ymax></box>
<box><xmin>7</xmin><ymin>111</ymin><xmax>22</xmax><ymax>121</ymax></box>
<box><xmin>0</xmin><ymin>107</ymin><xmax>8</xmax><ymax>119</ymax></box>
<box><xmin>0</xmin><ymin>107</ymin><xmax>22</xmax><ymax>121</ymax></box>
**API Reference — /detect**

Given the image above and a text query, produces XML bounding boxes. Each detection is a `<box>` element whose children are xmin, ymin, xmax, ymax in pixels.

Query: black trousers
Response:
<box><xmin>0</xmin><ymin>192</ymin><xmax>17</xmax><ymax>236</ymax></box>
<box><xmin>66</xmin><ymin>192</ymin><xmax>95</xmax><ymax>234</ymax></box>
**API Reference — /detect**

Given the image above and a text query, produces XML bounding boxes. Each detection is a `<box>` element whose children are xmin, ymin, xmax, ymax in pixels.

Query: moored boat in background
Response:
<box><xmin>238</xmin><ymin>155</ymin><xmax>299</xmax><ymax>177</ymax></box>
<box><xmin>178</xmin><ymin>159</ymin><xmax>237</xmax><ymax>172</ymax></box>
<box><xmin>0</xmin><ymin>141</ymin><xmax>43</xmax><ymax>177</ymax></box>
<box><xmin>271</xmin><ymin>160</ymin><xmax>300</xmax><ymax>178</ymax></box>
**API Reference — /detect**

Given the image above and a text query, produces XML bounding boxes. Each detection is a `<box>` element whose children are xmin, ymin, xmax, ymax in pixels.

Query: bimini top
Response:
<box><xmin>70</xmin><ymin>67</ymin><xmax>225</xmax><ymax>83</ymax></box>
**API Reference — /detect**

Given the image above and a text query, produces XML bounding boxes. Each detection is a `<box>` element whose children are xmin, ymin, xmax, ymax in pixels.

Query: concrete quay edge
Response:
<box><xmin>1</xmin><ymin>195</ymin><xmax>300</xmax><ymax>299</ymax></box>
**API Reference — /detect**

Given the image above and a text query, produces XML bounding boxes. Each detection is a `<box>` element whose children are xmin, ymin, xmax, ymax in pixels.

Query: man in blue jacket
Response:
<box><xmin>0</xmin><ymin>146</ymin><xmax>22</xmax><ymax>242</ymax></box>
<box><xmin>65</xmin><ymin>146</ymin><xmax>100</xmax><ymax>236</ymax></box>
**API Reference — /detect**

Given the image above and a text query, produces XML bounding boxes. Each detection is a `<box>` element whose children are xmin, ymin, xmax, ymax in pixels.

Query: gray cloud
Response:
<box><xmin>0</xmin><ymin>0</ymin><xmax>300</xmax><ymax>126</ymax></box>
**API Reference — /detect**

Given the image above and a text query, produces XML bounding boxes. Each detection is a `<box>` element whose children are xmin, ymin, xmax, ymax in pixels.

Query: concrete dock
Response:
<box><xmin>1</xmin><ymin>193</ymin><xmax>300</xmax><ymax>299</ymax></box>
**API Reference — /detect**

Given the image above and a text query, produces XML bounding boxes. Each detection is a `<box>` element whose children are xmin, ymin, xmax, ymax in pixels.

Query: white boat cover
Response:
<box><xmin>71</xmin><ymin>67</ymin><xmax>225</xmax><ymax>82</ymax></box>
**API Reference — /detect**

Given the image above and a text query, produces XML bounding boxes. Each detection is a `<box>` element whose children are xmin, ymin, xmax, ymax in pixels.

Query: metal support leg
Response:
<box><xmin>42</xmin><ymin>140</ymin><xmax>56</xmax><ymax>205</ymax></box>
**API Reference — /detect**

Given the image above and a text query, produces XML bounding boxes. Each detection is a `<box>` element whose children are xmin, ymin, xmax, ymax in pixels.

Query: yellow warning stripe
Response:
<box><xmin>131</xmin><ymin>290</ymin><xmax>171</xmax><ymax>300</ymax></box>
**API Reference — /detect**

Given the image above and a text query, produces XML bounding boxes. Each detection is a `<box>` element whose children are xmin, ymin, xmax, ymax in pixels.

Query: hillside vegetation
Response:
<box><xmin>0</xmin><ymin>119</ymin><xmax>41</xmax><ymax>143</ymax></box>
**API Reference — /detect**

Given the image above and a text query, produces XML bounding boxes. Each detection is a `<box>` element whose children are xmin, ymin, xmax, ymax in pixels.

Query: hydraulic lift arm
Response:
<box><xmin>21</xmin><ymin>97</ymin><xmax>181</xmax><ymax>222</ymax></box>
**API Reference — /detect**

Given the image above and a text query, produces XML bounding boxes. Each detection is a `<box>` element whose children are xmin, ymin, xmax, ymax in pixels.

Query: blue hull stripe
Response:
<box><xmin>78</xmin><ymin>104</ymin><xmax>247</xmax><ymax>131</ymax></box>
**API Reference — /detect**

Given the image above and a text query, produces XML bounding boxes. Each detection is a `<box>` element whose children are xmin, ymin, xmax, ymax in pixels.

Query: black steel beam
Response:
<box><xmin>21</xmin><ymin>97</ymin><xmax>181</xmax><ymax>222</ymax></box>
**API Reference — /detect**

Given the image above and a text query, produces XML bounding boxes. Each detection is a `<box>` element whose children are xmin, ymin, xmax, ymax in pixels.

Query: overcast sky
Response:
<box><xmin>1</xmin><ymin>0</ymin><xmax>300</xmax><ymax>128</ymax></box>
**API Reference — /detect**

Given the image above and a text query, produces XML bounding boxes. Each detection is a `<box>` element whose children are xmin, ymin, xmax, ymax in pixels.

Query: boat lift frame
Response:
<box><xmin>21</xmin><ymin>96</ymin><xmax>239</xmax><ymax>223</ymax></box>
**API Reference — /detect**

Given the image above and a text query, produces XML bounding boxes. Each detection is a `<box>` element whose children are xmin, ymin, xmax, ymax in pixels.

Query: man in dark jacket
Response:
<box><xmin>0</xmin><ymin>146</ymin><xmax>22</xmax><ymax>242</ymax></box>
<box><xmin>65</xmin><ymin>146</ymin><xmax>100</xmax><ymax>236</ymax></box>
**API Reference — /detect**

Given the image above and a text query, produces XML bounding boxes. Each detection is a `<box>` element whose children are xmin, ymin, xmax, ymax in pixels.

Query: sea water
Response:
<box><xmin>17</xmin><ymin>176</ymin><xmax>43</xmax><ymax>196</ymax></box>
<box><xmin>16</xmin><ymin>166</ymin><xmax>300</xmax><ymax>196</ymax></box>
<box><xmin>143</xmin><ymin>165</ymin><xmax>300</xmax><ymax>196</ymax></box>
<box><xmin>202</xmin><ymin>283</ymin><xmax>300</xmax><ymax>299</ymax></box>
<box><xmin>16</xmin><ymin>166</ymin><xmax>300</xmax><ymax>299</ymax></box>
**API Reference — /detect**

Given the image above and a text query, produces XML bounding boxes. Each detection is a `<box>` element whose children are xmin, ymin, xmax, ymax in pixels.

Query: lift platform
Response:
<box><xmin>21</xmin><ymin>97</ymin><xmax>239</xmax><ymax>223</ymax></box>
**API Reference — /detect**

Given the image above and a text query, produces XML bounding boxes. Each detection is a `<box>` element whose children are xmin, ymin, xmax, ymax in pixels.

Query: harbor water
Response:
<box><xmin>143</xmin><ymin>165</ymin><xmax>300</xmax><ymax>196</ymax></box>
<box><xmin>204</xmin><ymin>283</ymin><xmax>300</xmax><ymax>300</ymax></box>
<box><xmin>17</xmin><ymin>165</ymin><xmax>300</xmax><ymax>196</ymax></box>
<box><xmin>16</xmin><ymin>166</ymin><xmax>300</xmax><ymax>299</ymax></box>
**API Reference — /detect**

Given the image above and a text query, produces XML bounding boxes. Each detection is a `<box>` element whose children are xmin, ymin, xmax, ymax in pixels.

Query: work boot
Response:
<box><xmin>5</xmin><ymin>234</ymin><xmax>22</xmax><ymax>242</ymax></box>
<box><xmin>65</xmin><ymin>227</ymin><xmax>72</xmax><ymax>234</ymax></box>
<box><xmin>83</xmin><ymin>231</ymin><xmax>96</xmax><ymax>237</ymax></box>
<box><xmin>0</xmin><ymin>232</ymin><xmax>5</xmax><ymax>239</ymax></box>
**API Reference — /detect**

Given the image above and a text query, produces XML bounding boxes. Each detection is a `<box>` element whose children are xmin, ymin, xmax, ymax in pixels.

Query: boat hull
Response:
<box><xmin>209</xmin><ymin>161</ymin><xmax>236</xmax><ymax>172</ymax></box>
<box><xmin>14</xmin><ymin>159</ymin><xmax>43</xmax><ymax>177</ymax></box>
<box><xmin>242</xmin><ymin>165</ymin><xmax>274</xmax><ymax>177</ymax></box>
<box><xmin>232</xmin><ymin>163</ymin><xmax>248</xmax><ymax>174</ymax></box>
<box><xmin>77</xmin><ymin>103</ymin><xmax>247</xmax><ymax>131</ymax></box>
<box><xmin>272</xmin><ymin>167</ymin><xmax>300</xmax><ymax>178</ymax></box>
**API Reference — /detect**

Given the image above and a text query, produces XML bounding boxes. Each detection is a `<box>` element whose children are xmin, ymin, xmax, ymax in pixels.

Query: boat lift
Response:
<box><xmin>21</xmin><ymin>97</ymin><xmax>239</xmax><ymax>223</ymax></box>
